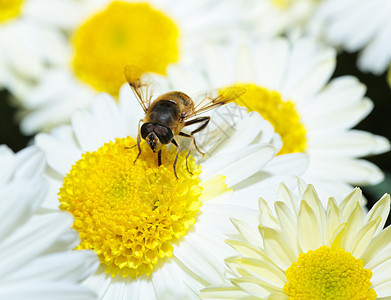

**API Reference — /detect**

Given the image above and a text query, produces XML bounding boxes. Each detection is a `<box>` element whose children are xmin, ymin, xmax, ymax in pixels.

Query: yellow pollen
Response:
<box><xmin>0</xmin><ymin>0</ymin><xmax>24</xmax><ymax>23</ymax></box>
<box><xmin>272</xmin><ymin>0</ymin><xmax>293</xmax><ymax>9</ymax></box>
<box><xmin>59</xmin><ymin>137</ymin><xmax>203</xmax><ymax>278</ymax></box>
<box><xmin>271</xmin><ymin>0</ymin><xmax>320</xmax><ymax>10</ymax></box>
<box><xmin>72</xmin><ymin>1</ymin><xmax>179</xmax><ymax>96</ymax></box>
<box><xmin>283</xmin><ymin>246</ymin><xmax>376</xmax><ymax>300</ymax></box>
<box><xmin>234</xmin><ymin>83</ymin><xmax>306</xmax><ymax>155</ymax></box>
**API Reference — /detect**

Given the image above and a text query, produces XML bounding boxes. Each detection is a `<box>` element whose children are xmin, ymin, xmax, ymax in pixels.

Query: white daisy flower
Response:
<box><xmin>33</xmin><ymin>79</ymin><xmax>308</xmax><ymax>298</ymax></box>
<box><xmin>0</xmin><ymin>145</ymin><xmax>99</xmax><ymax>299</ymax></box>
<box><xmin>166</xmin><ymin>37</ymin><xmax>390</xmax><ymax>202</ymax></box>
<box><xmin>243</xmin><ymin>0</ymin><xmax>320</xmax><ymax>38</ymax></box>
<box><xmin>201</xmin><ymin>181</ymin><xmax>391</xmax><ymax>299</ymax></box>
<box><xmin>309</xmin><ymin>0</ymin><xmax>391</xmax><ymax>75</ymax></box>
<box><xmin>17</xmin><ymin>0</ymin><xmax>246</xmax><ymax>134</ymax></box>
<box><xmin>0</xmin><ymin>0</ymin><xmax>86</xmax><ymax>97</ymax></box>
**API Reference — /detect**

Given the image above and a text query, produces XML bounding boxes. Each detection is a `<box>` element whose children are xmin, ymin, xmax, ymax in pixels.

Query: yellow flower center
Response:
<box><xmin>284</xmin><ymin>246</ymin><xmax>376</xmax><ymax>299</ymax></box>
<box><xmin>0</xmin><ymin>0</ymin><xmax>24</xmax><ymax>23</ymax></box>
<box><xmin>272</xmin><ymin>0</ymin><xmax>293</xmax><ymax>9</ymax></box>
<box><xmin>59</xmin><ymin>137</ymin><xmax>204</xmax><ymax>278</ymax></box>
<box><xmin>234</xmin><ymin>83</ymin><xmax>306</xmax><ymax>155</ymax></box>
<box><xmin>272</xmin><ymin>0</ymin><xmax>320</xmax><ymax>10</ymax></box>
<box><xmin>72</xmin><ymin>1</ymin><xmax>179</xmax><ymax>96</ymax></box>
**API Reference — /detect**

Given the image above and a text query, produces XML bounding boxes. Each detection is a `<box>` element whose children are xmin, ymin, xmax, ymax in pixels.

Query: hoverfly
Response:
<box><xmin>124</xmin><ymin>65</ymin><xmax>246</xmax><ymax>178</ymax></box>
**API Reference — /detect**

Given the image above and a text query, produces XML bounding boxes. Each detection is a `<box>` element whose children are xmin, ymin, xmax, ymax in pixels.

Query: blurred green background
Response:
<box><xmin>1</xmin><ymin>51</ymin><xmax>390</xmax><ymax>224</ymax></box>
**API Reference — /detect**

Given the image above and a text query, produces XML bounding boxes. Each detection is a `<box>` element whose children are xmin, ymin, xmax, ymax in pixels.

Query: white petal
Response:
<box><xmin>0</xmin><ymin>282</ymin><xmax>96</xmax><ymax>300</ymax></box>
<box><xmin>307</xmin><ymin>130</ymin><xmax>390</xmax><ymax>157</ymax></box>
<box><xmin>0</xmin><ymin>213</ymin><xmax>78</xmax><ymax>277</ymax></box>
<box><xmin>306</xmin><ymin>157</ymin><xmax>384</xmax><ymax>185</ymax></box>
<box><xmin>35</xmin><ymin>133</ymin><xmax>82</xmax><ymax>176</ymax></box>
<box><xmin>7</xmin><ymin>250</ymin><xmax>99</xmax><ymax>282</ymax></box>
<box><xmin>0</xmin><ymin>178</ymin><xmax>46</xmax><ymax>241</ymax></box>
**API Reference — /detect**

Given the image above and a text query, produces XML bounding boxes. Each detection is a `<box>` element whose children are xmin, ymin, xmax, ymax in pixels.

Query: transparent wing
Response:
<box><xmin>124</xmin><ymin>65</ymin><xmax>154</xmax><ymax>113</ymax></box>
<box><xmin>184</xmin><ymin>86</ymin><xmax>247</xmax><ymax>119</ymax></box>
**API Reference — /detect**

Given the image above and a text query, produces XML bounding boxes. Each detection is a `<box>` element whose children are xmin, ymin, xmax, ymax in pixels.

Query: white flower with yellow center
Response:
<box><xmin>201</xmin><ymin>182</ymin><xmax>391</xmax><ymax>299</ymax></box>
<box><xmin>0</xmin><ymin>145</ymin><xmax>99</xmax><ymax>299</ymax></box>
<box><xmin>309</xmin><ymin>0</ymin><xmax>391</xmax><ymax>75</ymax></box>
<box><xmin>33</xmin><ymin>83</ymin><xmax>308</xmax><ymax>298</ymax></box>
<box><xmin>243</xmin><ymin>0</ymin><xmax>321</xmax><ymax>38</ymax></box>
<box><xmin>167</xmin><ymin>38</ymin><xmax>390</xmax><ymax>201</ymax></box>
<box><xmin>17</xmin><ymin>0</ymin><xmax>245</xmax><ymax>134</ymax></box>
<box><xmin>0</xmin><ymin>0</ymin><xmax>87</xmax><ymax>96</ymax></box>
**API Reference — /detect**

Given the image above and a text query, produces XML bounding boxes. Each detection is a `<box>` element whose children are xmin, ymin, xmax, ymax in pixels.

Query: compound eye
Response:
<box><xmin>154</xmin><ymin>125</ymin><xmax>173</xmax><ymax>144</ymax></box>
<box><xmin>141</xmin><ymin>123</ymin><xmax>154</xmax><ymax>139</ymax></box>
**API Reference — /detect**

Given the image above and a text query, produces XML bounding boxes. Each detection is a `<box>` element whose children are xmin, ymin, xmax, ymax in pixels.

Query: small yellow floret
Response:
<box><xmin>234</xmin><ymin>83</ymin><xmax>307</xmax><ymax>155</ymax></box>
<box><xmin>0</xmin><ymin>0</ymin><xmax>24</xmax><ymax>23</ymax></box>
<box><xmin>72</xmin><ymin>1</ymin><xmax>179</xmax><ymax>95</ymax></box>
<box><xmin>284</xmin><ymin>246</ymin><xmax>376</xmax><ymax>299</ymax></box>
<box><xmin>59</xmin><ymin>137</ymin><xmax>203</xmax><ymax>278</ymax></box>
<box><xmin>272</xmin><ymin>0</ymin><xmax>293</xmax><ymax>9</ymax></box>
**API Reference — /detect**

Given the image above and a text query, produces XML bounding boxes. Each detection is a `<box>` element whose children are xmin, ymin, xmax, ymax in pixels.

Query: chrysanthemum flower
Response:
<box><xmin>33</xmin><ymin>84</ymin><xmax>308</xmax><ymax>298</ymax></box>
<box><xmin>244</xmin><ymin>0</ymin><xmax>391</xmax><ymax>75</ymax></box>
<box><xmin>17</xmin><ymin>0</ymin><xmax>245</xmax><ymax>134</ymax></box>
<box><xmin>201</xmin><ymin>181</ymin><xmax>391</xmax><ymax>299</ymax></box>
<box><xmin>309</xmin><ymin>0</ymin><xmax>391</xmax><ymax>75</ymax></box>
<box><xmin>243</xmin><ymin>0</ymin><xmax>320</xmax><ymax>38</ymax></box>
<box><xmin>0</xmin><ymin>145</ymin><xmax>99</xmax><ymax>299</ymax></box>
<box><xmin>162</xmin><ymin>38</ymin><xmax>390</xmax><ymax>201</ymax></box>
<box><xmin>0</xmin><ymin>0</ymin><xmax>77</xmax><ymax>96</ymax></box>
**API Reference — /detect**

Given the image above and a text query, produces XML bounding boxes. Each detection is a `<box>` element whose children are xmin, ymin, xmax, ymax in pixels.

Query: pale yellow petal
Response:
<box><xmin>259</xmin><ymin>198</ymin><xmax>279</xmax><ymax>229</ymax></box>
<box><xmin>226</xmin><ymin>256</ymin><xmax>252</xmax><ymax>277</ymax></box>
<box><xmin>275</xmin><ymin>201</ymin><xmax>300</xmax><ymax>255</ymax></box>
<box><xmin>231</xmin><ymin>218</ymin><xmax>263</xmax><ymax>247</ymax></box>
<box><xmin>226</xmin><ymin>239</ymin><xmax>268</xmax><ymax>261</ymax></box>
<box><xmin>236</xmin><ymin>257</ymin><xmax>286</xmax><ymax>287</ymax></box>
<box><xmin>329</xmin><ymin>223</ymin><xmax>347</xmax><ymax>250</ymax></box>
<box><xmin>232</xmin><ymin>276</ymin><xmax>280</xmax><ymax>298</ymax></box>
<box><xmin>297</xmin><ymin>201</ymin><xmax>323</xmax><ymax>252</ymax></box>
<box><xmin>339</xmin><ymin>188</ymin><xmax>362</xmax><ymax>221</ymax></box>
<box><xmin>267</xmin><ymin>292</ymin><xmax>289</xmax><ymax>300</ymax></box>
<box><xmin>259</xmin><ymin>226</ymin><xmax>297</xmax><ymax>270</ymax></box>
<box><xmin>351</xmin><ymin>217</ymin><xmax>381</xmax><ymax>258</ymax></box>
<box><xmin>360</xmin><ymin>225</ymin><xmax>391</xmax><ymax>265</ymax></box>
<box><xmin>200</xmin><ymin>285</ymin><xmax>250</xmax><ymax>299</ymax></box>
<box><xmin>278</xmin><ymin>182</ymin><xmax>298</xmax><ymax>215</ymax></box>
<box><xmin>340</xmin><ymin>202</ymin><xmax>364</xmax><ymax>251</ymax></box>
<box><xmin>364</xmin><ymin>194</ymin><xmax>390</xmax><ymax>235</ymax></box>
<box><xmin>326</xmin><ymin>197</ymin><xmax>341</xmax><ymax>243</ymax></box>
<box><xmin>302</xmin><ymin>184</ymin><xmax>326</xmax><ymax>241</ymax></box>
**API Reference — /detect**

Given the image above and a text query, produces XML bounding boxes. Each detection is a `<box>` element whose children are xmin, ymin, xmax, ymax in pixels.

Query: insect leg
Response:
<box><xmin>179</xmin><ymin>132</ymin><xmax>194</xmax><ymax>175</ymax></box>
<box><xmin>171</xmin><ymin>139</ymin><xmax>180</xmax><ymax>179</ymax></box>
<box><xmin>134</xmin><ymin>119</ymin><xmax>143</xmax><ymax>163</ymax></box>
<box><xmin>184</xmin><ymin>116</ymin><xmax>210</xmax><ymax>155</ymax></box>
<box><xmin>158</xmin><ymin>150</ymin><xmax>162</xmax><ymax>166</ymax></box>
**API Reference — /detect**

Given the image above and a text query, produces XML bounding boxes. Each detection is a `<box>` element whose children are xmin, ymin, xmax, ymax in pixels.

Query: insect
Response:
<box><xmin>124</xmin><ymin>65</ymin><xmax>246</xmax><ymax>178</ymax></box>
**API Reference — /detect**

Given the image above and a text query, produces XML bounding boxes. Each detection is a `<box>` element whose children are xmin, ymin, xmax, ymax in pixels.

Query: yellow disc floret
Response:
<box><xmin>0</xmin><ymin>0</ymin><xmax>24</xmax><ymax>23</ymax></box>
<box><xmin>59</xmin><ymin>137</ymin><xmax>202</xmax><ymax>278</ymax></box>
<box><xmin>234</xmin><ymin>83</ymin><xmax>306</xmax><ymax>155</ymax></box>
<box><xmin>272</xmin><ymin>0</ymin><xmax>293</xmax><ymax>9</ymax></box>
<box><xmin>72</xmin><ymin>1</ymin><xmax>179</xmax><ymax>96</ymax></box>
<box><xmin>284</xmin><ymin>246</ymin><xmax>376</xmax><ymax>299</ymax></box>
<box><xmin>272</xmin><ymin>0</ymin><xmax>320</xmax><ymax>10</ymax></box>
